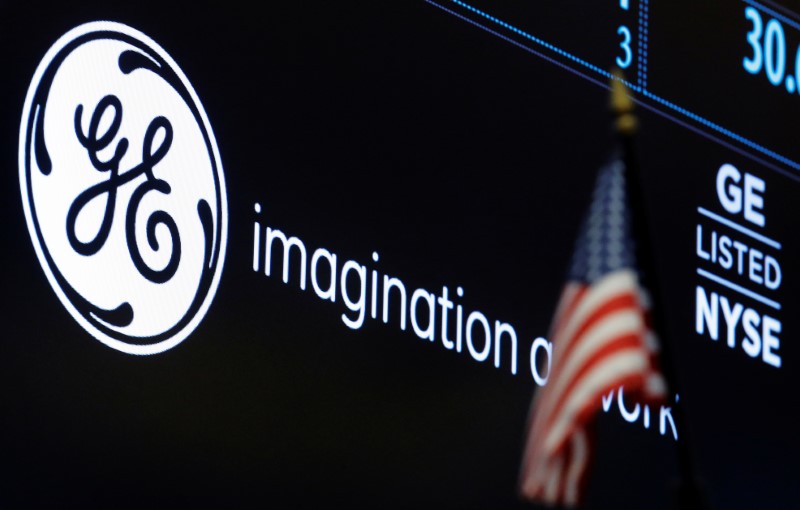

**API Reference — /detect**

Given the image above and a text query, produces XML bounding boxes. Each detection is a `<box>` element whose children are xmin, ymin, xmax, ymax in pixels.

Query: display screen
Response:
<box><xmin>1</xmin><ymin>1</ymin><xmax>797</xmax><ymax>508</ymax></box>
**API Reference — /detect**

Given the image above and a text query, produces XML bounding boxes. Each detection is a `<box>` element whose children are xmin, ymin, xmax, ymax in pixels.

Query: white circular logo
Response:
<box><xmin>19</xmin><ymin>21</ymin><xmax>228</xmax><ymax>355</ymax></box>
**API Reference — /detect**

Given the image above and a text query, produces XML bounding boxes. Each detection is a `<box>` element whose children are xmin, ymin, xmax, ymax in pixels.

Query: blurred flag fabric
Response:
<box><xmin>518</xmin><ymin>155</ymin><xmax>668</xmax><ymax>507</ymax></box>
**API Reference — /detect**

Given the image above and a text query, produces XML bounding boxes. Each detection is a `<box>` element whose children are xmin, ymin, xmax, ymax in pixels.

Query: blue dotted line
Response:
<box><xmin>638</xmin><ymin>0</ymin><xmax>644</xmax><ymax>88</ymax></box>
<box><xmin>742</xmin><ymin>0</ymin><xmax>800</xmax><ymax>32</ymax></box>
<box><xmin>428</xmin><ymin>0</ymin><xmax>800</xmax><ymax>181</ymax></box>
<box><xmin>444</xmin><ymin>0</ymin><xmax>800</xmax><ymax>172</ymax></box>
<box><xmin>642</xmin><ymin>0</ymin><xmax>649</xmax><ymax>90</ymax></box>
<box><xmin>642</xmin><ymin>90</ymin><xmax>800</xmax><ymax>170</ymax></box>
<box><xmin>452</xmin><ymin>0</ymin><xmax>617</xmax><ymax>84</ymax></box>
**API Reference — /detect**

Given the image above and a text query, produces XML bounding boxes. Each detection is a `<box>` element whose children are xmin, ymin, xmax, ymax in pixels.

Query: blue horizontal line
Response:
<box><xmin>632</xmin><ymin>90</ymin><xmax>799</xmax><ymax>182</ymax></box>
<box><xmin>448</xmin><ymin>0</ymin><xmax>639</xmax><ymax>91</ymax></box>
<box><xmin>435</xmin><ymin>0</ymin><xmax>800</xmax><ymax>174</ymax></box>
<box><xmin>424</xmin><ymin>0</ymin><xmax>800</xmax><ymax>179</ymax></box>
<box><xmin>640</xmin><ymin>91</ymin><xmax>800</xmax><ymax>171</ymax></box>
<box><xmin>743</xmin><ymin>0</ymin><xmax>800</xmax><ymax>32</ymax></box>
<box><xmin>424</xmin><ymin>0</ymin><xmax>630</xmax><ymax>91</ymax></box>
<box><xmin>426</xmin><ymin>0</ymin><xmax>800</xmax><ymax>182</ymax></box>
<box><xmin>697</xmin><ymin>268</ymin><xmax>781</xmax><ymax>310</ymax></box>
<box><xmin>697</xmin><ymin>207</ymin><xmax>782</xmax><ymax>250</ymax></box>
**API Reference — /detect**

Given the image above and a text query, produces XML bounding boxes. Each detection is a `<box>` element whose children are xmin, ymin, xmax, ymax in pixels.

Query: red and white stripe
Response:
<box><xmin>519</xmin><ymin>269</ymin><xmax>666</xmax><ymax>507</ymax></box>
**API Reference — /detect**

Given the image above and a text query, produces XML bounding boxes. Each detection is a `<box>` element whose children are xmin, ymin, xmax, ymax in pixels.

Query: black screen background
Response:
<box><xmin>1</xmin><ymin>1</ymin><xmax>798</xmax><ymax>508</ymax></box>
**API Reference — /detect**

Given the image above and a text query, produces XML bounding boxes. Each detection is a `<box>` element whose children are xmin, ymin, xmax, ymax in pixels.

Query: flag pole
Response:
<box><xmin>609</xmin><ymin>70</ymin><xmax>709</xmax><ymax>510</ymax></box>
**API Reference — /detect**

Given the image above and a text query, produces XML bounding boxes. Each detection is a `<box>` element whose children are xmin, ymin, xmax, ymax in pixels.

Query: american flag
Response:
<box><xmin>518</xmin><ymin>157</ymin><xmax>667</xmax><ymax>507</ymax></box>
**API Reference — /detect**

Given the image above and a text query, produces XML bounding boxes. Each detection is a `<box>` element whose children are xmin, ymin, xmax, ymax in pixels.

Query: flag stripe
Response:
<box><xmin>525</xmin><ymin>271</ymin><xmax>644</xmax><ymax>453</ymax></box>
<box><xmin>550</xmin><ymin>271</ymin><xmax>640</xmax><ymax>364</ymax></box>
<box><xmin>558</xmin><ymin>292</ymin><xmax>641</xmax><ymax>366</ymax></box>
<box><xmin>549</xmin><ymin>284</ymin><xmax>587</xmax><ymax>343</ymax></box>
<box><xmin>546</xmin><ymin>299</ymin><xmax>643</xmax><ymax>414</ymax></box>
<box><xmin>534</xmin><ymin>300</ymin><xmax>644</xmax><ymax>445</ymax></box>
<box><xmin>543</xmin><ymin>340</ymin><xmax>649</xmax><ymax>455</ymax></box>
<box><xmin>543</xmin><ymin>453</ymin><xmax>564</xmax><ymax>503</ymax></box>
<box><xmin>563</xmin><ymin>428</ymin><xmax>589</xmax><ymax>506</ymax></box>
<box><xmin>519</xmin><ymin>158</ymin><xmax>667</xmax><ymax>507</ymax></box>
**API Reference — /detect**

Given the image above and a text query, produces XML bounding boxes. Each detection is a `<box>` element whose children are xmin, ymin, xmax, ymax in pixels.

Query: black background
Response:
<box><xmin>0</xmin><ymin>1</ymin><xmax>798</xmax><ymax>508</ymax></box>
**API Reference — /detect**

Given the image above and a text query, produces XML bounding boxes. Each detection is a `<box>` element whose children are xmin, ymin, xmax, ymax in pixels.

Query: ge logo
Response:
<box><xmin>19</xmin><ymin>22</ymin><xmax>228</xmax><ymax>355</ymax></box>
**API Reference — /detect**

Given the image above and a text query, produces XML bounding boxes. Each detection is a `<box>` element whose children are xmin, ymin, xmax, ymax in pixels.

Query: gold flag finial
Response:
<box><xmin>610</xmin><ymin>68</ymin><xmax>637</xmax><ymax>135</ymax></box>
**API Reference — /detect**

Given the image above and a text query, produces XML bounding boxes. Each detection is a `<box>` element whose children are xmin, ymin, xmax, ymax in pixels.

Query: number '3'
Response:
<box><xmin>744</xmin><ymin>6</ymin><xmax>763</xmax><ymax>74</ymax></box>
<box><xmin>617</xmin><ymin>25</ymin><xmax>633</xmax><ymax>69</ymax></box>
